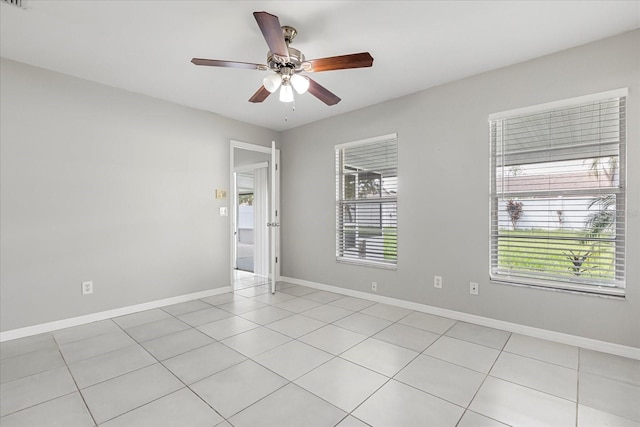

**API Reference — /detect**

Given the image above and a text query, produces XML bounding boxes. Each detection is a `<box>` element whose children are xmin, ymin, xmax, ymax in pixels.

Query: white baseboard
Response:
<box><xmin>281</xmin><ymin>276</ymin><xmax>640</xmax><ymax>360</ymax></box>
<box><xmin>0</xmin><ymin>286</ymin><xmax>232</xmax><ymax>343</ymax></box>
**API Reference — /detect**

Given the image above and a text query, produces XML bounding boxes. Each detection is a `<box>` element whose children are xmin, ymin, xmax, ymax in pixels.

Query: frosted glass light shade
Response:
<box><xmin>263</xmin><ymin>74</ymin><xmax>282</xmax><ymax>93</ymax></box>
<box><xmin>290</xmin><ymin>74</ymin><xmax>310</xmax><ymax>94</ymax></box>
<box><xmin>279</xmin><ymin>84</ymin><xmax>294</xmax><ymax>102</ymax></box>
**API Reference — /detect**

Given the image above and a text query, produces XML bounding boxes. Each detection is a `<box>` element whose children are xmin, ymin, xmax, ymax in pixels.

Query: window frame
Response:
<box><xmin>489</xmin><ymin>89</ymin><xmax>627</xmax><ymax>297</ymax></box>
<box><xmin>335</xmin><ymin>133</ymin><xmax>398</xmax><ymax>270</ymax></box>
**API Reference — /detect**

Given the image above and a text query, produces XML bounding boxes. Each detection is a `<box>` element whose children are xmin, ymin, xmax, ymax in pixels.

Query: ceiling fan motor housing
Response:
<box><xmin>267</xmin><ymin>25</ymin><xmax>305</xmax><ymax>73</ymax></box>
<box><xmin>268</xmin><ymin>46</ymin><xmax>305</xmax><ymax>72</ymax></box>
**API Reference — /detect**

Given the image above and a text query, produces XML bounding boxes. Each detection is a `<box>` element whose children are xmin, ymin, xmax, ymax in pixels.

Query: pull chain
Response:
<box><xmin>284</xmin><ymin>96</ymin><xmax>296</xmax><ymax>122</ymax></box>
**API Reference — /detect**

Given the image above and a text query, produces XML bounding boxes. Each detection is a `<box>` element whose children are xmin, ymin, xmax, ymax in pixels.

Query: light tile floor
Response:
<box><xmin>233</xmin><ymin>270</ymin><xmax>269</xmax><ymax>291</ymax></box>
<box><xmin>1</xmin><ymin>282</ymin><xmax>639</xmax><ymax>426</ymax></box>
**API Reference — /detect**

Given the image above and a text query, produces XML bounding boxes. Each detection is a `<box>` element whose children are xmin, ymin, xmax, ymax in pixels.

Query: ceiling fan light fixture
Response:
<box><xmin>263</xmin><ymin>73</ymin><xmax>282</xmax><ymax>93</ymax></box>
<box><xmin>279</xmin><ymin>83</ymin><xmax>294</xmax><ymax>103</ymax></box>
<box><xmin>290</xmin><ymin>74</ymin><xmax>310</xmax><ymax>94</ymax></box>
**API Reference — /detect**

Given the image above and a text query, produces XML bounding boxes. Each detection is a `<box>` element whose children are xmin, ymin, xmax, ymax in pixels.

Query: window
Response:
<box><xmin>336</xmin><ymin>134</ymin><xmax>398</xmax><ymax>268</ymax></box>
<box><xmin>490</xmin><ymin>89</ymin><xmax>626</xmax><ymax>296</ymax></box>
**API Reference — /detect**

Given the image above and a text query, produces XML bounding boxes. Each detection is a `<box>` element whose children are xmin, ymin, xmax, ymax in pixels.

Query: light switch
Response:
<box><xmin>219</xmin><ymin>207</ymin><xmax>228</xmax><ymax>216</ymax></box>
<box><xmin>215</xmin><ymin>189</ymin><xmax>227</xmax><ymax>199</ymax></box>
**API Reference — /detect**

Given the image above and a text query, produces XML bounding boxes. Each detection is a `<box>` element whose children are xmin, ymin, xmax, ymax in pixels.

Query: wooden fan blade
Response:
<box><xmin>253</xmin><ymin>11</ymin><xmax>289</xmax><ymax>60</ymax></box>
<box><xmin>191</xmin><ymin>58</ymin><xmax>266</xmax><ymax>70</ymax></box>
<box><xmin>304</xmin><ymin>52</ymin><xmax>373</xmax><ymax>72</ymax></box>
<box><xmin>307</xmin><ymin>78</ymin><xmax>341</xmax><ymax>106</ymax></box>
<box><xmin>249</xmin><ymin>85</ymin><xmax>272</xmax><ymax>103</ymax></box>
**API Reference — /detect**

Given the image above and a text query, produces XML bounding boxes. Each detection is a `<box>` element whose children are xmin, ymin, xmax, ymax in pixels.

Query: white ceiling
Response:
<box><xmin>2</xmin><ymin>1</ymin><xmax>639</xmax><ymax>132</ymax></box>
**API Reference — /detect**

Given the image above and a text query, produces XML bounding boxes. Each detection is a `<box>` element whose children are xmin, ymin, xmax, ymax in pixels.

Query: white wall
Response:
<box><xmin>0</xmin><ymin>58</ymin><xmax>278</xmax><ymax>331</ymax></box>
<box><xmin>279</xmin><ymin>30</ymin><xmax>640</xmax><ymax>348</ymax></box>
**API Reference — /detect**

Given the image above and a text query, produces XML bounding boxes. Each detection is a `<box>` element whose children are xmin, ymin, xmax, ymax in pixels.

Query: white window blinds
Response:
<box><xmin>336</xmin><ymin>134</ymin><xmax>398</xmax><ymax>268</ymax></box>
<box><xmin>490</xmin><ymin>89</ymin><xmax>626</xmax><ymax>296</ymax></box>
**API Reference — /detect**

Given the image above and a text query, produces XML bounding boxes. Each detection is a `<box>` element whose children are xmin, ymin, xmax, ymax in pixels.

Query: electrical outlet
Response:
<box><xmin>371</xmin><ymin>281</ymin><xmax>378</xmax><ymax>292</ymax></box>
<box><xmin>434</xmin><ymin>276</ymin><xmax>443</xmax><ymax>289</ymax></box>
<box><xmin>82</xmin><ymin>281</ymin><xmax>93</xmax><ymax>295</ymax></box>
<box><xmin>470</xmin><ymin>282</ymin><xmax>479</xmax><ymax>295</ymax></box>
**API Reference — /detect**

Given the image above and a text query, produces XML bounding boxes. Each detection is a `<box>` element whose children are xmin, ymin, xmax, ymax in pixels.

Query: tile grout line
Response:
<box><xmin>54</xmin><ymin>334</ymin><xmax>98</xmax><ymax>426</ymax></box>
<box><xmin>576</xmin><ymin>347</ymin><xmax>582</xmax><ymax>427</ymax></box>
<box><xmin>105</xmin><ymin>305</ymin><xmax>229</xmax><ymax>426</ymax></box>
<box><xmin>463</xmin><ymin>333</ymin><xmax>507</xmax><ymax>412</ymax></box>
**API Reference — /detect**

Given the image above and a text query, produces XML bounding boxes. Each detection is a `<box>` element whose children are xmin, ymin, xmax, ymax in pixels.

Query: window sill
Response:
<box><xmin>490</xmin><ymin>278</ymin><xmax>625</xmax><ymax>299</ymax></box>
<box><xmin>337</xmin><ymin>257</ymin><xmax>397</xmax><ymax>271</ymax></box>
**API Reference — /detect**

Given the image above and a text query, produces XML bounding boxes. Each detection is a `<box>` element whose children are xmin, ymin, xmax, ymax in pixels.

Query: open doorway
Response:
<box><xmin>235</xmin><ymin>170</ymin><xmax>256</xmax><ymax>273</ymax></box>
<box><xmin>231</xmin><ymin>142</ymin><xmax>276</xmax><ymax>291</ymax></box>
<box><xmin>233</xmin><ymin>163</ymin><xmax>269</xmax><ymax>290</ymax></box>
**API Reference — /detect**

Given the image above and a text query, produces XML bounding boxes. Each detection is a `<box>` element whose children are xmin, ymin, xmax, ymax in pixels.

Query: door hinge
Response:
<box><xmin>275</xmin><ymin>256</ymin><xmax>278</xmax><ymax>263</ymax></box>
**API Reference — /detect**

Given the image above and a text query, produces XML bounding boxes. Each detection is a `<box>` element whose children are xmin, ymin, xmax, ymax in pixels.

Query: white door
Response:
<box><xmin>269</xmin><ymin>141</ymin><xmax>280</xmax><ymax>294</ymax></box>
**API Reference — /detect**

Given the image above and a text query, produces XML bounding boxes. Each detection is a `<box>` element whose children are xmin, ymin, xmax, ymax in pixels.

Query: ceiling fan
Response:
<box><xmin>191</xmin><ymin>11</ymin><xmax>374</xmax><ymax>106</ymax></box>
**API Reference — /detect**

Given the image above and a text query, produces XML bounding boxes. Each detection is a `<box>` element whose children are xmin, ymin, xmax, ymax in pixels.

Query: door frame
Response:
<box><xmin>229</xmin><ymin>140</ymin><xmax>280</xmax><ymax>289</ymax></box>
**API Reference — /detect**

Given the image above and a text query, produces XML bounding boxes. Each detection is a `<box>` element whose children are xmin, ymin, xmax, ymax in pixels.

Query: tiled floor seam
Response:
<box><xmin>481</xmin><ymin>341</ymin><xmax>581</xmax><ymax>413</ymax></box>
<box><xmin>439</xmin><ymin>332</ymin><xmax>508</xmax><ymax>353</ymax></box>
<box><xmin>0</xmin><ymin>350</ymin><xmax>65</xmax><ymax>385</ymax></box>
<box><xmin>159</xmin><ymin>344</ymin><xmax>247</xmax><ymax>385</ymax></box>
<box><xmin>143</xmin><ymin>337</ymin><xmax>217</xmax><ymax>362</ymax></box>
<box><xmin>486</xmin><ymin>371</ymin><xmax>579</xmax><ymax>403</ymax></box>
<box><xmin>345</xmin><ymin>376</ymin><xmax>394</xmax><ymax>423</ymax></box>
<box><xmin>52</xmin><ymin>322</ymin><xmax>120</xmax><ymax>347</ymax></box>
<box><xmin>1</xmin><ymin>353</ymin><xmax>85</xmax><ymax>418</ymax></box>
<box><xmin>204</xmin><ymin>379</ymin><xmax>291</xmax><ymax>422</ymax></box>
<box><xmin>159</xmin><ymin>299</ymin><xmax>217</xmax><ymax>316</ymax></box>
<box><xmin>376</xmin><ymin>376</ymin><xmax>469</xmax><ymax>421</ymax></box>
<box><xmin>501</xmin><ymin>348</ymin><xmax>578</xmax><ymax>370</ymax></box>
<box><xmin>73</xmin><ymin>377</ymin><xmax>99</xmax><ymax>427</ymax></box>
<box><xmin>0</xmin><ymin>341</ymin><xmax>58</xmax><ymax>363</ymax></box>
<box><xmin>115</xmin><ymin>339</ymin><xmax>233</xmax><ymax>426</ymax></box>
<box><xmin>0</xmin><ymin>389</ymin><xmax>79</xmax><ymax>420</ymax></box>
<box><xmin>93</xmin><ymin>386</ymin><xmax>191</xmax><ymax>426</ymax></box>
<box><xmin>576</xmin><ymin>345</ymin><xmax>583</xmax><ymax>427</ymax></box>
